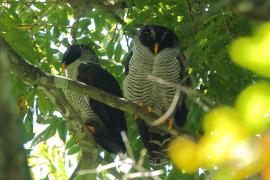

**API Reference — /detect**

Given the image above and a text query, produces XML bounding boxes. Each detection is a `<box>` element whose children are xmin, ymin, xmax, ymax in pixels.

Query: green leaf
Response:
<box><xmin>22</xmin><ymin>111</ymin><xmax>35</xmax><ymax>143</ymax></box>
<box><xmin>114</xmin><ymin>43</ymin><xmax>123</xmax><ymax>62</ymax></box>
<box><xmin>66</xmin><ymin>137</ymin><xmax>77</xmax><ymax>149</ymax></box>
<box><xmin>79</xmin><ymin>19</ymin><xmax>92</xmax><ymax>32</ymax></box>
<box><xmin>58</xmin><ymin>155</ymin><xmax>68</xmax><ymax>179</ymax></box>
<box><xmin>67</xmin><ymin>145</ymin><xmax>81</xmax><ymax>155</ymax></box>
<box><xmin>37</xmin><ymin>91</ymin><xmax>53</xmax><ymax>114</ymax></box>
<box><xmin>52</xmin><ymin>26</ymin><xmax>61</xmax><ymax>43</ymax></box>
<box><xmin>57</xmin><ymin>120</ymin><xmax>67</xmax><ymax>142</ymax></box>
<box><xmin>107</xmin><ymin>40</ymin><xmax>115</xmax><ymax>59</ymax></box>
<box><xmin>25</xmin><ymin>89</ymin><xmax>36</xmax><ymax>107</ymax></box>
<box><xmin>166</xmin><ymin>166</ymin><xmax>196</xmax><ymax>180</ymax></box>
<box><xmin>0</xmin><ymin>12</ymin><xmax>40</xmax><ymax>63</ymax></box>
<box><xmin>49</xmin><ymin>164</ymin><xmax>57</xmax><ymax>175</ymax></box>
<box><xmin>31</xmin><ymin>124</ymin><xmax>57</xmax><ymax>147</ymax></box>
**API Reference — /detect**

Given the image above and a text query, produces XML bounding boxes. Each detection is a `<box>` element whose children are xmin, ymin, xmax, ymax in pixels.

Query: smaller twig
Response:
<box><xmin>137</xmin><ymin>149</ymin><xmax>147</xmax><ymax>167</ymax></box>
<box><xmin>121</xmin><ymin>131</ymin><xmax>135</xmax><ymax>160</ymax></box>
<box><xmin>77</xmin><ymin>159</ymin><xmax>133</xmax><ymax>175</ymax></box>
<box><xmin>120</xmin><ymin>131</ymin><xmax>163</xmax><ymax>180</ymax></box>
<box><xmin>191</xmin><ymin>96</ymin><xmax>210</xmax><ymax>112</ymax></box>
<box><xmin>123</xmin><ymin>170</ymin><xmax>164</xmax><ymax>179</ymax></box>
<box><xmin>186</xmin><ymin>0</ymin><xmax>196</xmax><ymax>34</ymax></box>
<box><xmin>16</xmin><ymin>23</ymin><xmax>73</xmax><ymax>29</ymax></box>
<box><xmin>221</xmin><ymin>8</ymin><xmax>231</xmax><ymax>35</ymax></box>
<box><xmin>151</xmin><ymin>85</ymin><xmax>181</xmax><ymax>126</ymax></box>
<box><xmin>120</xmin><ymin>131</ymin><xmax>161</xmax><ymax>179</ymax></box>
<box><xmin>194</xmin><ymin>0</ymin><xmax>204</xmax><ymax>15</ymax></box>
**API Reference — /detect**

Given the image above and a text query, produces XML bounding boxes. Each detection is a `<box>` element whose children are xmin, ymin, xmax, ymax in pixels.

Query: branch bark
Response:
<box><xmin>1</xmin><ymin>37</ymin><xmax>161</xmax><ymax>126</ymax></box>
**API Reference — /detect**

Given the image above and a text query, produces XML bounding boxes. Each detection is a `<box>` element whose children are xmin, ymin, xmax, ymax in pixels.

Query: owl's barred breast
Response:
<box><xmin>62</xmin><ymin>61</ymin><xmax>96</xmax><ymax>121</ymax></box>
<box><xmin>123</xmin><ymin>42</ymin><xmax>181</xmax><ymax>117</ymax></box>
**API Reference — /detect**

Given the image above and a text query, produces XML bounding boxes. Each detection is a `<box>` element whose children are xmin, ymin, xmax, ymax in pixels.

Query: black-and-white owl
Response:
<box><xmin>123</xmin><ymin>25</ymin><xmax>189</xmax><ymax>163</ymax></box>
<box><xmin>61</xmin><ymin>44</ymin><xmax>127</xmax><ymax>154</ymax></box>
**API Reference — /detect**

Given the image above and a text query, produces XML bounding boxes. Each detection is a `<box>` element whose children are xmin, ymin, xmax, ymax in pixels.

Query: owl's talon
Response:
<box><xmin>86</xmin><ymin>125</ymin><xmax>96</xmax><ymax>134</ymax></box>
<box><xmin>147</xmin><ymin>106</ymin><xmax>153</xmax><ymax>113</ymax></box>
<box><xmin>139</xmin><ymin>102</ymin><xmax>152</xmax><ymax>112</ymax></box>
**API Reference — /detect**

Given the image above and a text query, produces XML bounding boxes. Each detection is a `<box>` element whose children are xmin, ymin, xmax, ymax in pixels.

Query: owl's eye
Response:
<box><xmin>160</xmin><ymin>31</ymin><xmax>176</xmax><ymax>47</ymax></box>
<box><xmin>139</xmin><ymin>29</ymin><xmax>154</xmax><ymax>48</ymax></box>
<box><xmin>143</xmin><ymin>31</ymin><xmax>150</xmax><ymax>35</ymax></box>
<box><xmin>141</xmin><ymin>31</ymin><xmax>151</xmax><ymax>39</ymax></box>
<box><xmin>161</xmin><ymin>31</ymin><xmax>169</xmax><ymax>41</ymax></box>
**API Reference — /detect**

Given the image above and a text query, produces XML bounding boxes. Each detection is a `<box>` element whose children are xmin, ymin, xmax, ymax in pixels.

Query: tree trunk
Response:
<box><xmin>0</xmin><ymin>40</ymin><xmax>31</xmax><ymax>179</ymax></box>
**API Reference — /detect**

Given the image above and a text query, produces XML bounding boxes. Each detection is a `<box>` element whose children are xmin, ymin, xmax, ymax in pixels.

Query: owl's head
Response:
<box><xmin>61</xmin><ymin>44</ymin><xmax>99</xmax><ymax>70</ymax></box>
<box><xmin>138</xmin><ymin>25</ymin><xmax>178</xmax><ymax>55</ymax></box>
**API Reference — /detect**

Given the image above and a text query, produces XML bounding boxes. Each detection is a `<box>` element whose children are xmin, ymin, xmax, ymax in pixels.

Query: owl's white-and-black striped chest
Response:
<box><xmin>123</xmin><ymin>41</ymin><xmax>181</xmax><ymax>117</ymax></box>
<box><xmin>63</xmin><ymin>61</ymin><xmax>96</xmax><ymax>120</ymax></box>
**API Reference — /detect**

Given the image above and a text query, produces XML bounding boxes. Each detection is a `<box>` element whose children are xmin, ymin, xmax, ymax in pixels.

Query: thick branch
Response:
<box><xmin>2</xmin><ymin>34</ymin><xmax>177</xmax><ymax>176</ymax></box>
<box><xmin>0</xmin><ymin>37</ymin><xmax>169</xmax><ymax>133</ymax></box>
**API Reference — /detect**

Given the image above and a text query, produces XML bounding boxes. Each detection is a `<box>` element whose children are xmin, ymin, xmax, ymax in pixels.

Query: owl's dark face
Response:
<box><xmin>138</xmin><ymin>25</ymin><xmax>178</xmax><ymax>55</ymax></box>
<box><xmin>61</xmin><ymin>44</ymin><xmax>94</xmax><ymax>70</ymax></box>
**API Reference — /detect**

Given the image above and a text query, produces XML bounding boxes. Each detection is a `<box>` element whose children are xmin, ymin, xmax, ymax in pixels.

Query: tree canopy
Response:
<box><xmin>1</xmin><ymin>0</ymin><xmax>270</xmax><ymax>179</ymax></box>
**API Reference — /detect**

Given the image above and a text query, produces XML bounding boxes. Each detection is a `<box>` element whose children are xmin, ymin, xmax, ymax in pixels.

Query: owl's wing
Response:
<box><xmin>77</xmin><ymin>62</ymin><xmax>127</xmax><ymax>153</ymax></box>
<box><xmin>174</xmin><ymin>52</ymin><xmax>191</xmax><ymax>127</ymax></box>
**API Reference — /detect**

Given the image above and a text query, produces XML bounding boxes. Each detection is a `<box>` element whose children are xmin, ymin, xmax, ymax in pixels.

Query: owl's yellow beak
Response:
<box><xmin>154</xmin><ymin>43</ymin><xmax>160</xmax><ymax>56</ymax></box>
<box><xmin>61</xmin><ymin>63</ymin><xmax>67</xmax><ymax>71</ymax></box>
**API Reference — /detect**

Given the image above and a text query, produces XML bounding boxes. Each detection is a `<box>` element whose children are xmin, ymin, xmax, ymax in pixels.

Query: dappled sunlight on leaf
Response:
<box><xmin>230</xmin><ymin>22</ymin><xmax>270</xmax><ymax>77</ymax></box>
<box><xmin>168</xmin><ymin>136</ymin><xmax>200</xmax><ymax>173</ymax></box>
<box><xmin>28</xmin><ymin>137</ymin><xmax>77</xmax><ymax>179</ymax></box>
<box><xmin>229</xmin><ymin>139</ymin><xmax>269</xmax><ymax>178</ymax></box>
<box><xmin>236</xmin><ymin>81</ymin><xmax>270</xmax><ymax>135</ymax></box>
<box><xmin>169</xmin><ymin>102</ymin><xmax>270</xmax><ymax>178</ymax></box>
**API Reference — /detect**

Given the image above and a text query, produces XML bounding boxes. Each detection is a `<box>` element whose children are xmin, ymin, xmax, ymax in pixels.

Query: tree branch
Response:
<box><xmin>0</xmin><ymin>36</ymin><xmax>181</xmax><ymax>137</ymax></box>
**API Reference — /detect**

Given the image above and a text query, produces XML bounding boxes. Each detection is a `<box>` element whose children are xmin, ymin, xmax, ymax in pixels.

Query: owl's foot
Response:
<box><xmin>165</xmin><ymin>118</ymin><xmax>173</xmax><ymax>130</ymax></box>
<box><xmin>139</xmin><ymin>102</ymin><xmax>153</xmax><ymax>112</ymax></box>
<box><xmin>85</xmin><ymin>118</ymin><xmax>104</xmax><ymax>134</ymax></box>
<box><xmin>85</xmin><ymin>118</ymin><xmax>107</xmax><ymax>136</ymax></box>
<box><xmin>86</xmin><ymin>125</ymin><xmax>96</xmax><ymax>134</ymax></box>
